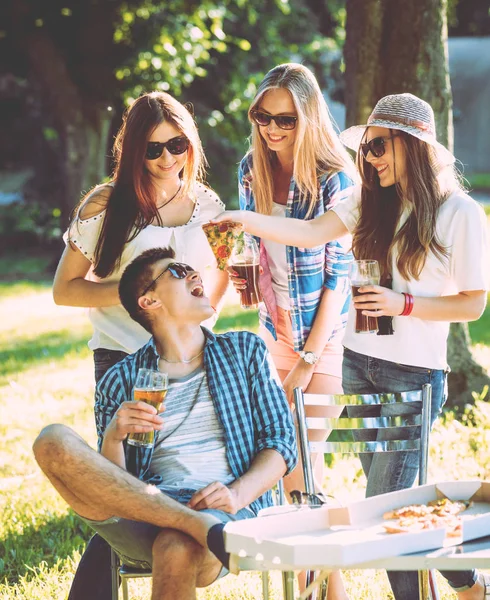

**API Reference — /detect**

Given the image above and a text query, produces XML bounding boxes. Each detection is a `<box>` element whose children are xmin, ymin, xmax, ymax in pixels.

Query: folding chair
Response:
<box><xmin>110</xmin><ymin>480</ymin><xmax>287</xmax><ymax>600</ymax></box>
<box><xmin>110</xmin><ymin>548</ymin><xmax>151</xmax><ymax>600</ymax></box>
<box><xmin>293</xmin><ymin>383</ymin><xmax>440</xmax><ymax>600</ymax></box>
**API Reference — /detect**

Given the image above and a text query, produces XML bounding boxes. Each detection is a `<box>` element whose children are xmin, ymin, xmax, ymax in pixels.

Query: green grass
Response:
<box><xmin>0</xmin><ymin>250</ymin><xmax>54</xmax><ymax>281</ymax></box>
<box><xmin>466</xmin><ymin>173</ymin><xmax>490</xmax><ymax>191</ymax></box>
<box><xmin>1</xmin><ymin>281</ymin><xmax>490</xmax><ymax>599</ymax></box>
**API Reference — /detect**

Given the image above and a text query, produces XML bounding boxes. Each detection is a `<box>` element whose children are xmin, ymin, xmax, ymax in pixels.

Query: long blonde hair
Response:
<box><xmin>247</xmin><ymin>63</ymin><xmax>355</xmax><ymax>216</ymax></box>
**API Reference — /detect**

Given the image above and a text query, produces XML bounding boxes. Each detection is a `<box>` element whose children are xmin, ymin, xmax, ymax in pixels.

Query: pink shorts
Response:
<box><xmin>259</xmin><ymin>307</ymin><xmax>343</xmax><ymax>378</ymax></box>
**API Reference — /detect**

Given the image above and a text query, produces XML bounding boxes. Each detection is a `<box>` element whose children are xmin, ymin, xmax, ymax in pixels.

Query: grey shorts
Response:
<box><xmin>78</xmin><ymin>487</ymin><xmax>255</xmax><ymax>580</ymax></box>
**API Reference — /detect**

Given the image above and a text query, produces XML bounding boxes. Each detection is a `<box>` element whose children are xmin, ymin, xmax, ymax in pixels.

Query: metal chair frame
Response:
<box><xmin>293</xmin><ymin>383</ymin><xmax>440</xmax><ymax>600</ymax></box>
<box><xmin>110</xmin><ymin>480</ymin><xmax>287</xmax><ymax>600</ymax></box>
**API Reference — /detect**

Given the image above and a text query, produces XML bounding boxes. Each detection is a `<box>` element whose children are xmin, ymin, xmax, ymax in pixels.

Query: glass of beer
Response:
<box><xmin>349</xmin><ymin>260</ymin><xmax>380</xmax><ymax>333</ymax></box>
<box><xmin>127</xmin><ymin>368</ymin><xmax>168</xmax><ymax>448</ymax></box>
<box><xmin>230</xmin><ymin>233</ymin><xmax>262</xmax><ymax>309</ymax></box>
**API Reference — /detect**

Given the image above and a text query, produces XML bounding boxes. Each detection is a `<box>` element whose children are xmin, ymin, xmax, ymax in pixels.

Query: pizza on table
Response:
<box><xmin>383</xmin><ymin>498</ymin><xmax>472</xmax><ymax>536</ymax></box>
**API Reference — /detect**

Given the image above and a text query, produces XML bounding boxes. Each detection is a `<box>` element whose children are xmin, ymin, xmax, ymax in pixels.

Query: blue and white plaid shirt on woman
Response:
<box><xmin>239</xmin><ymin>155</ymin><xmax>355</xmax><ymax>351</ymax></box>
<box><xmin>95</xmin><ymin>328</ymin><xmax>297</xmax><ymax>515</ymax></box>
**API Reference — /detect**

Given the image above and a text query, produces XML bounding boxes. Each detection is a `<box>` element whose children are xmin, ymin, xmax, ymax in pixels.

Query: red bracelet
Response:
<box><xmin>400</xmin><ymin>293</ymin><xmax>414</xmax><ymax>316</ymax></box>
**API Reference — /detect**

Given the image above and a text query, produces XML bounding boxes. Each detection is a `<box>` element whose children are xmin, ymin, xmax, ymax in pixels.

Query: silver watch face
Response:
<box><xmin>303</xmin><ymin>352</ymin><xmax>317</xmax><ymax>364</ymax></box>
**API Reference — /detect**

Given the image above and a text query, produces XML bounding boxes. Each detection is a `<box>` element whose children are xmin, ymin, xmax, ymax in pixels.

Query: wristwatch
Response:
<box><xmin>298</xmin><ymin>350</ymin><xmax>319</xmax><ymax>365</ymax></box>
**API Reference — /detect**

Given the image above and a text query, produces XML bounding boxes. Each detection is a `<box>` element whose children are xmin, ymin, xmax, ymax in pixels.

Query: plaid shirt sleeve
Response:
<box><xmin>238</xmin><ymin>155</ymin><xmax>253</xmax><ymax>211</ymax></box>
<box><xmin>322</xmin><ymin>171</ymin><xmax>354</xmax><ymax>292</ymax></box>
<box><xmin>94</xmin><ymin>363</ymin><xmax>132</xmax><ymax>452</ymax></box>
<box><xmin>247</xmin><ymin>334</ymin><xmax>298</xmax><ymax>475</ymax></box>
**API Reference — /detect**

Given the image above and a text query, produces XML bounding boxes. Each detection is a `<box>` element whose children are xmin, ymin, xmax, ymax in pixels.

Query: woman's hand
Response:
<box><xmin>211</xmin><ymin>210</ymin><xmax>250</xmax><ymax>227</ymax></box>
<box><xmin>104</xmin><ymin>401</ymin><xmax>164</xmax><ymax>444</ymax></box>
<box><xmin>282</xmin><ymin>359</ymin><xmax>316</xmax><ymax>405</ymax></box>
<box><xmin>227</xmin><ymin>265</ymin><xmax>263</xmax><ymax>293</ymax></box>
<box><xmin>353</xmin><ymin>285</ymin><xmax>405</xmax><ymax>317</ymax></box>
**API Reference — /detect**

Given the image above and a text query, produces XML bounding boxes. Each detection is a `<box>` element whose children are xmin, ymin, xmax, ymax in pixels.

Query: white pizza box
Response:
<box><xmin>225</xmin><ymin>480</ymin><xmax>490</xmax><ymax>569</ymax></box>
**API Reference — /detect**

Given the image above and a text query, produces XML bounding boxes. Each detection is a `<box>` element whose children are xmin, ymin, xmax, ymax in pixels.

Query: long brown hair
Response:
<box><xmin>70</xmin><ymin>92</ymin><xmax>206</xmax><ymax>278</ymax></box>
<box><xmin>353</xmin><ymin>130</ymin><xmax>461</xmax><ymax>280</ymax></box>
<box><xmin>247</xmin><ymin>63</ymin><xmax>356</xmax><ymax>217</ymax></box>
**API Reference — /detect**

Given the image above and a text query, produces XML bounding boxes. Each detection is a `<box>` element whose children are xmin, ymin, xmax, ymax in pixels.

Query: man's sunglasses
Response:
<box><xmin>250</xmin><ymin>110</ymin><xmax>297</xmax><ymax>131</ymax></box>
<box><xmin>145</xmin><ymin>136</ymin><xmax>189</xmax><ymax>160</ymax></box>
<box><xmin>141</xmin><ymin>262</ymin><xmax>195</xmax><ymax>295</ymax></box>
<box><xmin>360</xmin><ymin>134</ymin><xmax>399</xmax><ymax>159</ymax></box>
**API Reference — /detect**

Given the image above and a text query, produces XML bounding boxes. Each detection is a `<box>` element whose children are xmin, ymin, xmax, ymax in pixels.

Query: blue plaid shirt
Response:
<box><xmin>239</xmin><ymin>155</ymin><xmax>354</xmax><ymax>351</ymax></box>
<box><xmin>95</xmin><ymin>328</ymin><xmax>297</xmax><ymax>515</ymax></box>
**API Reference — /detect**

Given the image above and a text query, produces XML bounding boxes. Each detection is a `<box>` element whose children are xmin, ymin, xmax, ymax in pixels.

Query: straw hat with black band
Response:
<box><xmin>340</xmin><ymin>93</ymin><xmax>455</xmax><ymax>167</ymax></box>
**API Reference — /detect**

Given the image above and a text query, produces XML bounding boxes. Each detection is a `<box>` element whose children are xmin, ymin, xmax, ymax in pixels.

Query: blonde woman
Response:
<box><xmin>230</xmin><ymin>63</ymin><xmax>355</xmax><ymax>599</ymax></box>
<box><xmin>218</xmin><ymin>93</ymin><xmax>490</xmax><ymax>600</ymax></box>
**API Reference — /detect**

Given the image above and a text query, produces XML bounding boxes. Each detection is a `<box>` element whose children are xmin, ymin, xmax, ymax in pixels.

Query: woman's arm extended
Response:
<box><xmin>212</xmin><ymin>208</ymin><xmax>348</xmax><ymax>248</ymax></box>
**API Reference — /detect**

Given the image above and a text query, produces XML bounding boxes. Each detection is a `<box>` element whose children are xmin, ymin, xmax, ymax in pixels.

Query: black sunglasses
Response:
<box><xmin>145</xmin><ymin>136</ymin><xmax>189</xmax><ymax>160</ymax></box>
<box><xmin>251</xmin><ymin>110</ymin><xmax>297</xmax><ymax>131</ymax></box>
<box><xmin>360</xmin><ymin>134</ymin><xmax>399</xmax><ymax>159</ymax></box>
<box><xmin>141</xmin><ymin>262</ymin><xmax>195</xmax><ymax>295</ymax></box>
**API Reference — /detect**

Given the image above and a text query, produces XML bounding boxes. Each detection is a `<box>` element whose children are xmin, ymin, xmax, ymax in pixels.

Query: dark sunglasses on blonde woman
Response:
<box><xmin>250</xmin><ymin>110</ymin><xmax>297</xmax><ymax>130</ymax></box>
<box><xmin>145</xmin><ymin>136</ymin><xmax>190</xmax><ymax>160</ymax></box>
<box><xmin>360</xmin><ymin>134</ymin><xmax>399</xmax><ymax>159</ymax></box>
<box><xmin>141</xmin><ymin>263</ymin><xmax>195</xmax><ymax>295</ymax></box>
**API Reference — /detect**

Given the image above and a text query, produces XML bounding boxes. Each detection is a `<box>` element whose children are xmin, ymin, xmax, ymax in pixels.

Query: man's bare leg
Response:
<box><xmin>151</xmin><ymin>529</ymin><xmax>222</xmax><ymax>600</ymax></box>
<box><xmin>33</xmin><ymin>424</ymin><xmax>219</xmax><ymax>549</ymax></box>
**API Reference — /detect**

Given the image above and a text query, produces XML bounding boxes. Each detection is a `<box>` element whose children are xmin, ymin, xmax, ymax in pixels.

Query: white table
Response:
<box><xmin>231</xmin><ymin>535</ymin><xmax>490</xmax><ymax>600</ymax></box>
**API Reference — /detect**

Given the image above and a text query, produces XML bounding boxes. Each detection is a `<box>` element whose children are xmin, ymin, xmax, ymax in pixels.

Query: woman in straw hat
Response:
<box><xmin>214</xmin><ymin>92</ymin><xmax>489</xmax><ymax>600</ymax></box>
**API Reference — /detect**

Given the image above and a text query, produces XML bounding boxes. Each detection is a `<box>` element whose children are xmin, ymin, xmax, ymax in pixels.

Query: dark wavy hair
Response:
<box><xmin>352</xmin><ymin>130</ymin><xmax>453</xmax><ymax>281</ymax></box>
<box><xmin>70</xmin><ymin>92</ymin><xmax>206</xmax><ymax>278</ymax></box>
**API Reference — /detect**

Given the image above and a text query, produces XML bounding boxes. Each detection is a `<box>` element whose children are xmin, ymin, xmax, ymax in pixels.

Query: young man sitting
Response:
<box><xmin>33</xmin><ymin>247</ymin><xmax>297</xmax><ymax>600</ymax></box>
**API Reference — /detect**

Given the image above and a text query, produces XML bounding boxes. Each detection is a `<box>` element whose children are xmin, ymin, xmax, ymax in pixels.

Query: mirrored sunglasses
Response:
<box><xmin>146</xmin><ymin>136</ymin><xmax>189</xmax><ymax>160</ymax></box>
<box><xmin>360</xmin><ymin>134</ymin><xmax>399</xmax><ymax>159</ymax></box>
<box><xmin>251</xmin><ymin>110</ymin><xmax>297</xmax><ymax>131</ymax></box>
<box><xmin>141</xmin><ymin>262</ymin><xmax>195</xmax><ymax>295</ymax></box>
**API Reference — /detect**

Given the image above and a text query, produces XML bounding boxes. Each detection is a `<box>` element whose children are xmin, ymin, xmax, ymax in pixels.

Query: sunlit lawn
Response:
<box><xmin>1</xmin><ymin>279</ymin><xmax>490</xmax><ymax>599</ymax></box>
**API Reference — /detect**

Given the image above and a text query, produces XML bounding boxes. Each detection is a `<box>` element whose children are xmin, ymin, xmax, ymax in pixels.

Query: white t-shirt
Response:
<box><xmin>261</xmin><ymin>203</ymin><xmax>290</xmax><ymax>310</ymax></box>
<box><xmin>151</xmin><ymin>367</ymin><xmax>234</xmax><ymax>491</ymax></box>
<box><xmin>332</xmin><ymin>186</ymin><xmax>489</xmax><ymax>369</ymax></box>
<box><xmin>65</xmin><ymin>183</ymin><xmax>225</xmax><ymax>353</ymax></box>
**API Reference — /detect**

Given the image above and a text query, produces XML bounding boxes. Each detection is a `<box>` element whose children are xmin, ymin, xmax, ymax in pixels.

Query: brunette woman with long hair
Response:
<box><xmin>230</xmin><ymin>63</ymin><xmax>355</xmax><ymax>600</ymax></box>
<box><xmin>53</xmin><ymin>91</ymin><xmax>228</xmax><ymax>600</ymax></box>
<box><xmin>215</xmin><ymin>93</ymin><xmax>490</xmax><ymax>600</ymax></box>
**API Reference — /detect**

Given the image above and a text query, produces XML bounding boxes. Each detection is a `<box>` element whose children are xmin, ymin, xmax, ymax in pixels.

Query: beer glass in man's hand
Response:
<box><xmin>128</xmin><ymin>368</ymin><xmax>168</xmax><ymax>448</ymax></box>
<box><xmin>230</xmin><ymin>233</ymin><xmax>262</xmax><ymax>310</ymax></box>
<box><xmin>349</xmin><ymin>260</ymin><xmax>380</xmax><ymax>333</ymax></box>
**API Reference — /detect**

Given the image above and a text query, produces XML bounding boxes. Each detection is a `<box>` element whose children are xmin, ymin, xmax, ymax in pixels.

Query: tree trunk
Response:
<box><xmin>344</xmin><ymin>0</ymin><xmax>490</xmax><ymax>407</ymax></box>
<box><xmin>24</xmin><ymin>29</ymin><xmax>111</xmax><ymax>224</ymax></box>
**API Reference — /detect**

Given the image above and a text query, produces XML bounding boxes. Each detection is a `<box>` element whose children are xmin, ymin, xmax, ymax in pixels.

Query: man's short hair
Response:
<box><xmin>119</xmin><ymin>247</ymin><xmax>175</xmax><ymax>332</ymax></box>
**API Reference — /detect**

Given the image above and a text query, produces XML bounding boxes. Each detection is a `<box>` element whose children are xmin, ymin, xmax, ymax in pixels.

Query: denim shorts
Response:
<box><xmin>78</xmin><ymin>487</ymin><xmax>255</xmax><ymax>579</ymax></box>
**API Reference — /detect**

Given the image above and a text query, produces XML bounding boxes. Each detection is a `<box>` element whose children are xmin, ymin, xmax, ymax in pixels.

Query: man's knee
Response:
<box><xmin>33</xmin><ymin>423</ymin><xmax>73</xmax><ymax>467</ymax></box>
<box><xmin>152</xmin><ymin>528</ymin><xmax>204</xmax><ymax>565</ymax></box>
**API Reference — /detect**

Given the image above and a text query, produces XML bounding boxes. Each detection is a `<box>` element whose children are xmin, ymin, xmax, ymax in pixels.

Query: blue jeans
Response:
<box><xmin>342</xmin><ymin>347</ymin><xmax>478</xmax><ymax>598</ymax></box>
<box><xmin>68</xmin><ymin>349</ymin><xmax>128</xmax><ymax>600</ymax></box>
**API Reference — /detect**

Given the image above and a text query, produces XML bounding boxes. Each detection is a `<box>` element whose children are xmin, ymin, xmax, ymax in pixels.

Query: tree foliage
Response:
<box><xmin>0</xmin><ymin>0</ymin><xmax>346</xmax><ymax>236</ymax></box>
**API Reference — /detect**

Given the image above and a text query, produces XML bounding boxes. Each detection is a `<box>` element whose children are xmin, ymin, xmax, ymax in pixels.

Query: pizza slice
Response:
<box><xmin>202</xmin><ymin>222</ymin><xmax>244</xmax><ymax>270</ymax></box>
<box><xmin>382</xmin><ymin>499</ymin><xmax>470</xmax><ymax>536</ymax></box>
